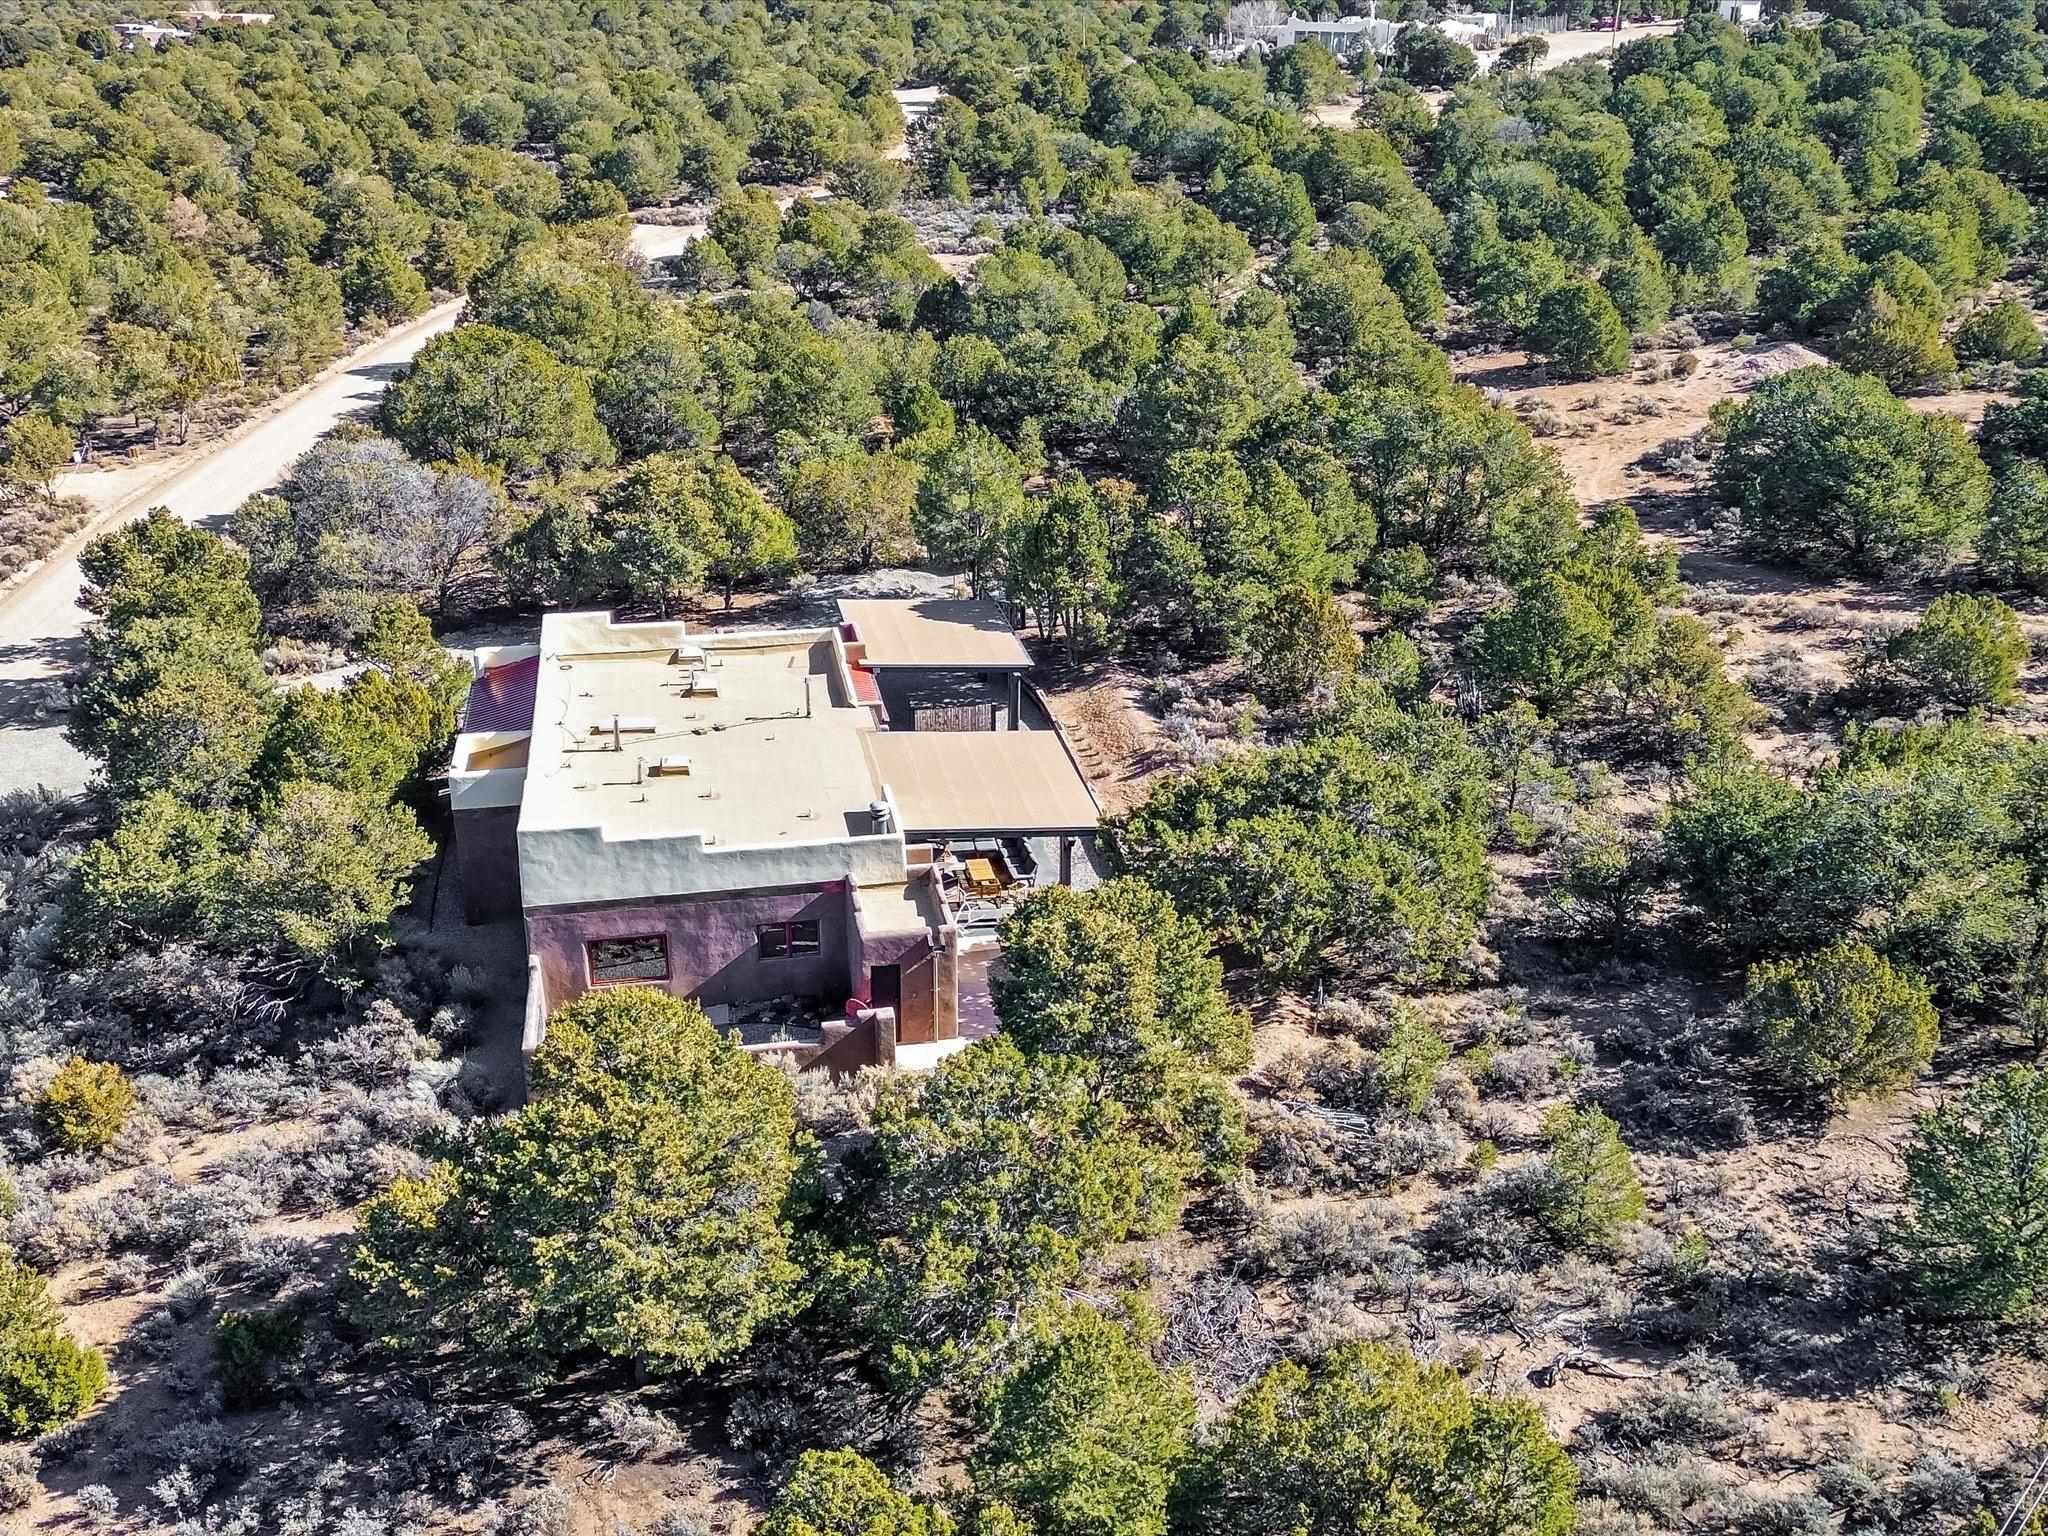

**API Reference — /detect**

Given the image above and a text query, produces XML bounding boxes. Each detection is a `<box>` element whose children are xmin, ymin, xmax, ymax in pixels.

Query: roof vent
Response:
<box><xmin>870</xmin><ymin>799</ymin><xmax>894</xmax><ymax>834</ymax></box>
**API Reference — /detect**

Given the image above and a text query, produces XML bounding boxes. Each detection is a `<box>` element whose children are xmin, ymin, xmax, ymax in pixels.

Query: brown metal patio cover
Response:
<box><xmin>862</xmin><ymin>731</ymin><xmax>1100</xmax><ymax>836</ymax></box>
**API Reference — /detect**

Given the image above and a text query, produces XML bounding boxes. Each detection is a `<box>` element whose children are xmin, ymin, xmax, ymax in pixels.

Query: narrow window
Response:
<box><xmin>757</xmin><ymin>920</ymin><xmax>824</xmax><ymax>959</ymax></box>
<box><xmin>587</xmin><ymin>935</ymin><xmax>669</xmax><ymax>985</ymax></box>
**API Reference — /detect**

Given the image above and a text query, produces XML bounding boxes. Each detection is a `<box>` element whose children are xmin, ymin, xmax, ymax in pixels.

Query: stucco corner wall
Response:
<box><xmin>527</xmin><ymin>883</ymin><xmax>857</xmax><ymax>1014</ymax></box>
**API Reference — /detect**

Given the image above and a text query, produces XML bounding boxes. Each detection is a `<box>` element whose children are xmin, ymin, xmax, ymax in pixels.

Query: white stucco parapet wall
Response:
<box><xmin>515</xmin><ymin>610</ymin><xmax>912</xmax><ymax>910</ymax></box>
<box><xmin>518</xmin><ymin>819</ymin><xmax>909</xmax><ymax>910</ymax></box>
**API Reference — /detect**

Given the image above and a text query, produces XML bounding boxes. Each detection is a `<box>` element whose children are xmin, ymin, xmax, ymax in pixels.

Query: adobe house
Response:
<box><xmin>447</xmin><ymin>601</ymin><xmax>1101</xmax><ymax>1073</ymax></box>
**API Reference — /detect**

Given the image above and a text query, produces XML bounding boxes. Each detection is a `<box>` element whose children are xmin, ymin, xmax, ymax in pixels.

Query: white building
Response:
<box><xmin>1274</xmin><ymin>13</ymin><xmax>1379</xmax><ymax>52</ymax></box>
<box><xmin>1718</xmin><ymin>0</ymin><xmax>1764</xmax><ymax>23</ymax></box>
<box><xmin>113</xmin><ymin>20</ymin><xmax>192</xmax><ymax>45</ymax></box>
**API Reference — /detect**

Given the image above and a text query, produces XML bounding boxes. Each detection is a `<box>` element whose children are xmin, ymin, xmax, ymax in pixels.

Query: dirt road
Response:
<box><xmin>1501</xmin><ymin>19</ymin><xmax>1680</xmax><ymax>70</ymax></box>
<box><xmin>1307</xmin><ymin>21</ymin><xmax>1682</xmax><ymax>125</ymax></box>
<box><xmin>0</xmin><ymin>300</ymin><xmax>464</xmax><ymax>796</ymax></box>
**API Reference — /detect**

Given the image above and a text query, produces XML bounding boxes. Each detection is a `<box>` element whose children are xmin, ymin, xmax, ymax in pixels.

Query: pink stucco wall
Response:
<box><xmin>528</xmin><ymin>882</ymin><xmax>857</xmax><ymax>1013</ymax></box>
<box><xmin>846</xmin><ymin>902</ymin><xmax>942</xmax><ymax>1041</ymax></box>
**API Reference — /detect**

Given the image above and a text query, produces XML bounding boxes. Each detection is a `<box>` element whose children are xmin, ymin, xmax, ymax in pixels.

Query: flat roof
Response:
<box><xmin>863</xmin><ymin>731</ymin><xmax>1100</xmax><ymax>836</ymax></box>
<box><xmin>854</xmin><ymin>877</ymin><xmax>946</xmax><ymax>938</ymax></box>
<box><xmin>838</xmin><ymin>598</ymin><xmax>1033</xmax><ymax>670</ymax></box>
<box><xmin>521</xmin><ymin>613</ymin><xmax>888</xmax><ymax>849</ymax></box>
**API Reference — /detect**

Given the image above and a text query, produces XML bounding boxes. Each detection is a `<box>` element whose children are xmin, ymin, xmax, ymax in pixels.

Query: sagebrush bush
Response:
<box><xmin>1597</xmin><ymin>1367</ymin><xmax>1752</xmax><ymax>1452</ymax></box>
<box><xmin>1477</xmin><ymin>1043</ymin><xmax>1555</xmax><ymax>1100</ymax></box>
<box><xmin>0</xmin><ymin>1444</ymin><xmax>38</xmax><ymax>1511</ymax></box>
<box><xmin>35</xmin><ymin>1058</ymin><xmax>137</xmax><ymax>1152</ymax></box>
<box><xmin>595</xmin><ymin>1396</ymin><xmax>683</xmax><ymax>1459</ymax></box>
<box><xmin>1580</xmin><ymin>1447</ymin><xmax>1722</xmax><ymax>1523</ymax></box>
<box><xmin>1815</xmin><ymin>1441</ymin><xmax>1897</xmax><ymax>1529</ymax></box>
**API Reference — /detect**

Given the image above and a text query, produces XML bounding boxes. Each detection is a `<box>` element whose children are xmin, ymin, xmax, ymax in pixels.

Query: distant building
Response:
<box><xmin>113</xmin><ymin>20</ymin><xmax>192</xmax><ymax>45</ymax></box>
<box><xmin>1273</xmin><ymin>13</ymin><xmax>1381</xmax><ymax>53</ymax></box>
<box><xmin>1718</xmin><ymin>0</ymin><xmax>1764</xmax><ymax>23</ymax></box>
<box><xmin>1438</xmin><ymin>13</ymin><xmax>1504</xmax><ymax>45</ymax></box>
<box><xmin>451</xmin><ymin>602</ymin><xmax>1105</xmax><ymax>1074</ymax></box>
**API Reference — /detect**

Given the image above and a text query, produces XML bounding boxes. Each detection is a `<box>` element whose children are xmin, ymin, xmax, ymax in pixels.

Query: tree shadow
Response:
<box><xmin>0</xmin><ymin>635</ymin><xmax>86</xmax><ymax>729</ymax></box>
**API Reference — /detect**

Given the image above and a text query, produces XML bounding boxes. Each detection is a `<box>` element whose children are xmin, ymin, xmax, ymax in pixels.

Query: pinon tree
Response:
<box><xmin>1111</xmin><ymin>733</ymin><xmax>1490</xmax><ymax>985</ymax></box>
<box><xmin>379</xmin><ymin>324</ymin><xmax>614</xmax><ymax>477</ymax></box>
<box><xmin>845</xmin><ymin>1039</ymin><xmax>1189</xmax><ymax>1381</ymax></box>
<box><xmin>1172</xmin><ymin>1341</ymin><xmax>1575</xmax><ymax>1536</ymax></box>
<box><xmin>1711</xmin><ymin>366</ymin><xmax>1989</xmax><ymax>574</ymax></box>
<box><xmin>77</xmin><ymin>508</ymin><xmax>261</xmax><ymax>637</ymax></box>
<box><xmin>1247</xmin><ymin>581</ymin><xmax>1362</xmax><ymax>708</ymax></box>
<box><xmin>1535</xmin><ymin>1103</ymin><xmax>1646</xmax><ymax>1252</ymax></box>
<box><xmin>345</xmin><ymin>987</ymin><xmax>803</xmax><ymax>1381</ymax></box>
<box><xmin>0</xmin><ymin>1250</ymin><xmax>106</xmax><ymax>1438</ymax></box>
<box><xmin>759</xmin><ymin>1451</ymin><xmax>957</xmax><ymax>1536</ymax></box>
<box><xmin>1864</xmin><ymin>592</ymin><xmax>2030</xmax><ymax>711</ymax></box>
<box><xmin>973</xmin><ymin>1300</ymin><xmax>1195</xmax><ymax>1536</ymax></box>
<box><xmin>1527</xmin><ymin>279</ymin><xmax>1632</xmax><ymax>379</ymax></box>
<box><xmin>995</xmin><ymin>880</ymin><xmax>1249</xmax><ymax>1178</ymax></box>
<box><xmin>1007</xmin><ymin>476</ymin><xmax>1117</xmax><ymax>663</ymax></box>
<box><xmin>1744</xmin><ymin>941</ymin><xmax>1939</xmax><ymax>1104</ymax></box>
<box><xmin>914</xmin><ymin>424</ymin><xmax>1027</xmax><ymax>597</ymax></box>
<box><xmin>1896</xmin><ymin>1066</ymin><xmax>2048</xmax><ymax>1320</ymax></box>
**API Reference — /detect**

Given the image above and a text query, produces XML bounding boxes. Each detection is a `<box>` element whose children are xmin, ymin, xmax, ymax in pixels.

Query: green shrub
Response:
<box><xmin>215</xmin><ymin>1307</ymin><xmax>305</xmax><ymax>1411</ymax></box>
<box><xmin>1177</xmin><ymin>1341</ymin><xmax>1576</xmax><ymax>1534</ymax></box>
<box><xmin>1248</xmin><ymin>583</ymin><xmax>1360</xmax><ymax>707</ymax></box>
<box><xmin>1982</xmin><ymin>462</ymin><xmax>2048</xmax><ymax>594</ymax></box>
<box><xmin>1954</xmin><ymin>299</ymin><xmax>2042</xmax><ymax>363</ymax></box>
<box><xmin>1377</xmin><ymin>1006</ymin><xmax>1449</xmax><ymax>1115</ymax></box>
<box><xmin>345</xmin><ymin>987</ymin><xmax>803</xmax><ymax>1382</ymax></box>
<box><xmin>1897</xmin><ymin>1066</ymin><xmax>2048</xmax><ymax>1319</ymax></box>
<box><xmin>1367</xmin><ymin>544</ymin><xmax>1432</xmax><ymax>623</ymax></box>
<box><xmin>0</xmin><ymin>1252</ymin><xmax>105</xmax><ymax>1437</ymax></box>
<box><xmin>34</xmin><ymin>1059</ymin><xmax>136</xmax><ymax>1153</ymax></box>
<box><xmin>1359</xmin><ymin>631</ymin><xmax>1424</xmax><ymax>699</ymax></box>
<box><xmin>1744</xmin><ymin>942</ymin><xmax>1938</xmax><ymax>1103</ymax></box>
<box><xmin>1536</xmin><ymin>1104</ymin><xmax>1645</xmax><ymax>1251</ymax></box>
<box><xmin>1712</xmin><ymin>366</ymin><xmax>1989</xmax><ymax>575</ymax></box>
<box><xmin>1869</xmin><ymin>592</ymin><xmax>2029</xmax><ymax>710</ymax></box>
<box><xmin>972</xmin><ymin>1300</ymin><xmax>1193</xmax><ymax>1536</ymax></box>
<box><xmin>1529</xmin><ymin>279</ymin><xmax>1632</xmax><ymax>379</ymax></box>
<box><xmin>760</xmin><ymin>1449</ymin><xmax>955</xmax><ymax>1536</ymax></box>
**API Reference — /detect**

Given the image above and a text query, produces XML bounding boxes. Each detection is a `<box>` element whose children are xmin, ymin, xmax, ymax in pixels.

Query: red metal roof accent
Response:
<box><xmin>849</xmin><ymin>664</ymin><xmax>883</xmax><ymax>706</ymax></box>
<box><xmin>463</xmin><ymin>655</ymin><xmax>540</xmax><ymax>733</ymax></box>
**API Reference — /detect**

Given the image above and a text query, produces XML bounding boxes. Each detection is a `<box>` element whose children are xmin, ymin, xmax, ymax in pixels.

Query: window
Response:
<box><xmin>587</xmin><ymin>935</ymin><xmax>669</xmax><ymax>985</ymax></box>
<box><xmin>757</xmin><ymin>920</ymin><xmax>822</xmax><ymax>960</ymax></box>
